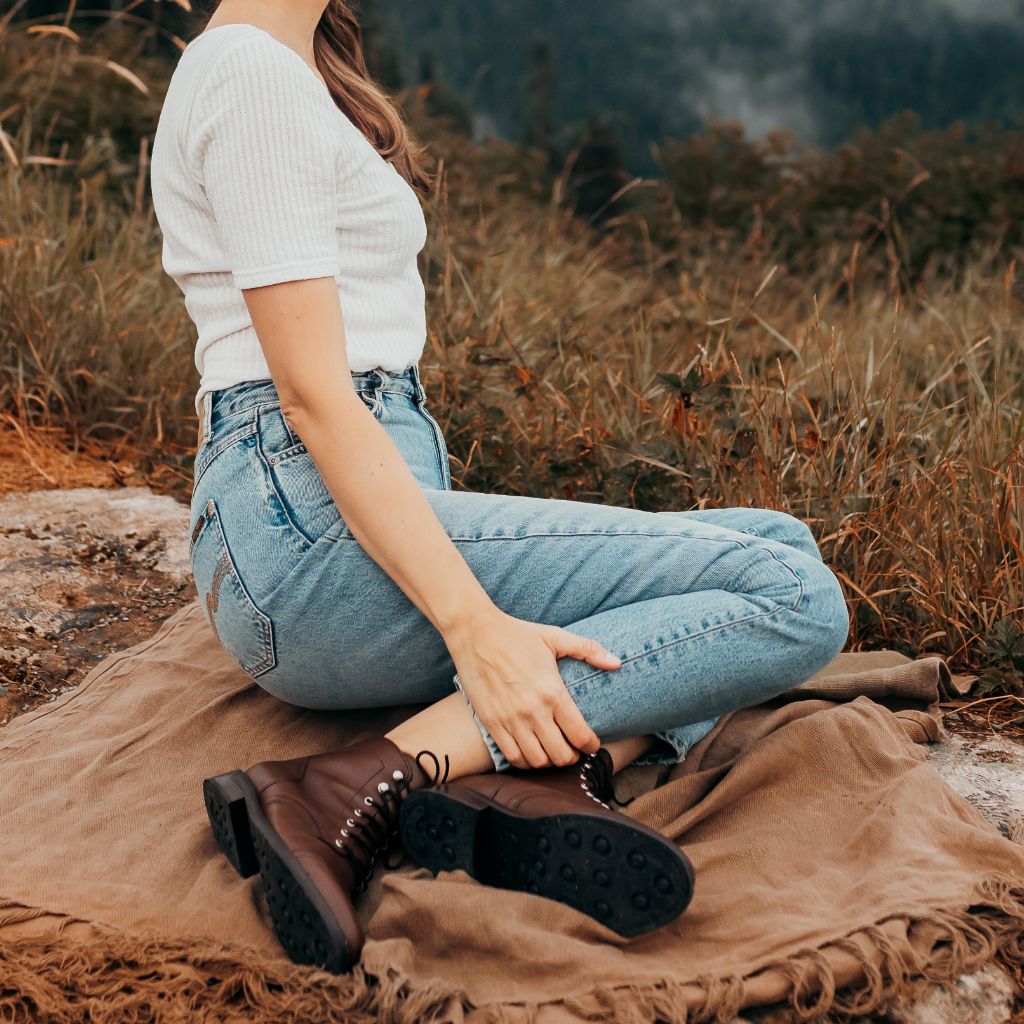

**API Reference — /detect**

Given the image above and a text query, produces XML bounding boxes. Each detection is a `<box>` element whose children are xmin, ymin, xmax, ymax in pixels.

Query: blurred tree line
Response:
<box><xmin>19</xmin><ymin>0</ymin><xmax>1024</xmax><ymax>167</ymax></box>
<box><xmin>9</xmin><ymin>0</ymin><xmax>1024</xmax><ymax>273</ymax></box>
<box><xmin>20</xmin><ymin>0</ymin><xmax>1024</xmax><ymax>183</ymax></box>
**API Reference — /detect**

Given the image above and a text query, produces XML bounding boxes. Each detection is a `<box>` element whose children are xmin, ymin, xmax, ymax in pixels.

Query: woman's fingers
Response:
<box><xmin>534</xmin><ymin>713</ymin><xmax>579</xmax><ymax>767</ymax></box>
<box><xmin>553</xmin><ymin>693</ymin><xmax>600</xmax><ymax>754</ymax></box>
<box><xmin>489</xmin><ymin>723</ymin><xmax>528</xmax><ymax>770</ymax></box>
<box><xmin>540</xmin><ymin>629</ymin><xmax>607</xmax><ymax>756</ymax></box>
<box><xmin>514</xmin><ymin>727</ymin><xmax>551</xmax><ymax>769</ymax></box>
<box><xmin>548</xmin><ymin>628</ymin><xmax>622</xmax><ymax>671</ymax></box>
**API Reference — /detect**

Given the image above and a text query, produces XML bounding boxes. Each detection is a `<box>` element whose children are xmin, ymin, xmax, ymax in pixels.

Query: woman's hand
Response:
<box><xmin>445</xmin><ymin>607</ymin><xmax>621</xmax><ymax>770</ymax></box>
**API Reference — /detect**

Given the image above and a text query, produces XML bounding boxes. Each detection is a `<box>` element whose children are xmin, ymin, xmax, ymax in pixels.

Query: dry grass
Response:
<box><xmin>417</xmin><ymin>143</ymin><xmax>1024</xmax><ymax>670</ymax></box>
<box><xmin>0</xmin><ymin>10</ymin><xmax>1021</xmax><ymax>679</ymax></box>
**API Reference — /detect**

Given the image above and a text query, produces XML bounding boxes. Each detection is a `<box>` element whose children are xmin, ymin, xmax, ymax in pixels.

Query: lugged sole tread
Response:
<box><xmin>399</xmin><ymin>786</ymin><xmax>694</xmax><ymax>937</ymax></box>
<box><xmin>202</xmin><ymin>770</ymin><xmax>353</xmax><ymax>973</ymax></box>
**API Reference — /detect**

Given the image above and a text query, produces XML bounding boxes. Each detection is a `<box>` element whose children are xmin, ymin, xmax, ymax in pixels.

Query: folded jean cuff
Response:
<box><xmin>452</xmin><ymin>672</ymin><xmax>511</xmax><ymax>772</ymax></box>
<box><xmin>452</xmin><ymin>675</ymin><xmax>719</xmax><ymax>774</ymax></box>
<box><xmin>630</xmin><ymin>737</ymin><xmax>686</xmax><ymax>766</ymax></box>
<box><xmin>631</xmin><ymin>718</ymin><xmax>720</xmax><ymax>767</ymax></box>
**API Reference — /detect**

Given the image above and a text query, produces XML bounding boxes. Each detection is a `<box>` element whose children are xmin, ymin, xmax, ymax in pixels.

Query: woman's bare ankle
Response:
<box><xmin>386</xmin><ymin>692</ymin><xmax>496</xmax><ymax>784</ymax></box>
<box><xmin>602</xmin><ymin>735</ymin><xmax>657</xmax><ymax>773</ymax></box>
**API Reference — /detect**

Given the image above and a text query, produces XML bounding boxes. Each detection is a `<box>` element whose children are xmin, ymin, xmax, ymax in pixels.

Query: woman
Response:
<box><xmin>150</xmin><ymin>0</ymin><xmax>849</xmax><ymax>974</ymax></box>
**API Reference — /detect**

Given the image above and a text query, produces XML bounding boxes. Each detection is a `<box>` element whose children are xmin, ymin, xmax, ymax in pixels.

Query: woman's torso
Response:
<box><xmin>150</xmin><ymin>23</ymin><xmax>429</xmax><ymax>418</ymax></box>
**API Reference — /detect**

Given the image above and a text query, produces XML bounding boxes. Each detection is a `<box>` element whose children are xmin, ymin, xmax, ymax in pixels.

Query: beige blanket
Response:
<box><xmin>1</xmin><ymin>601</ymin><xmax>1022</xmax><ymax>1023</ymax></box>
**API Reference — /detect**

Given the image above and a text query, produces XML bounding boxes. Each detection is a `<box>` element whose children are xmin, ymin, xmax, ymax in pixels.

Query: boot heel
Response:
<box><xmin>400</xmin><ymin>785</ymin><xmax>490</xmax><ymax>877</ymax></box>
<box><xmin>203</xmin><ymin>770</ymin><xmax>258</xmax><ymax>878</ymax></box>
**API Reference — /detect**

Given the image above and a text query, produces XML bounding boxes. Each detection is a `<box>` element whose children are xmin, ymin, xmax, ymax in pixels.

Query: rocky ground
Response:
<box><xmin>0</xmin><ymin>485</ymin><xmax>1020</xmax><ymax>1023</ymax></box>
<box><xmin>0</xmin><ymin>487</ymin><xmax>195</xmax><ymax>725</ymax></box>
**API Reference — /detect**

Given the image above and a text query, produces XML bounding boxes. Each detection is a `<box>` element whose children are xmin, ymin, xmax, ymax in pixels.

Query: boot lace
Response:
<box><xmin>578</xmin><ymin>751</ymin><xmax>634</xmax><ymax>809</ymax></box>
<box><xmin>333</xmin><ymin>749</ymin><xmax>450</xmax><ymax>892</ymax></box>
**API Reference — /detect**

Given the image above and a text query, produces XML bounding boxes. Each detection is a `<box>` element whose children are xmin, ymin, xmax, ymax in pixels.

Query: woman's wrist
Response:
<box><xmin>437</xmin><ymin>595</ymin><xmax>503</xmax><ymax>648</ymax></box>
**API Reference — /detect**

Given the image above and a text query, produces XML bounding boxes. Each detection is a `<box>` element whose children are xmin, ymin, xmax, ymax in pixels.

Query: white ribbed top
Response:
<box><xmin>150</xmin><ymin>23</ymin><xmax>428</xmax><ymax>416</ymax></box>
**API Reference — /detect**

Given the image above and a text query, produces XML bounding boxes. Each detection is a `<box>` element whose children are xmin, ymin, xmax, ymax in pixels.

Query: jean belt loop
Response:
<box><xmin>200</xmin><ymin>391</ymin><xmax>213</xmax><ymax>446</ymax></box>
<box><xmin>410</xmin><ymin>362</ymin><xmax>427</xmax><ymax>405</ymax></box>
<box><xmin>370</xmin><ymin>367</ymin><xmax>388</xmax><ymax>413</ymax></box>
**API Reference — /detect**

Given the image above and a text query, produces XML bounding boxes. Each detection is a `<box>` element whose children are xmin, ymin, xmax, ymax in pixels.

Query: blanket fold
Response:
<box><xmin>1</xmin><ymin>601</ymin><xmax>1021</xmax><ymax>1024</ymax></box>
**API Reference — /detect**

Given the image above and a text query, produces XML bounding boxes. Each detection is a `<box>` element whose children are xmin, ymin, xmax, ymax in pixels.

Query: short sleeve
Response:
<box><xmin>189</xmin><ymin>35</ymin><xmax>340</xmax><ymax>290</ymax></box>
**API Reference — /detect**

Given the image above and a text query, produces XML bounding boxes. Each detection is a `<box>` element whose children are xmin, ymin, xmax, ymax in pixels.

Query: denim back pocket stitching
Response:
<box><xmin>189</xmin><ymin>496</ymin><xmax>276</xmax><ymax>677</ymax></box>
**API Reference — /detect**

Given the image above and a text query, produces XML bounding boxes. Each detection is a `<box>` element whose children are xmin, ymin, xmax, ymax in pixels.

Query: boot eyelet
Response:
<box><xmin>378</xmin><ymin>781</ymin><xmax>391</xmax><ymax>794</ymax></box>
<box><xmin>335</xmin><ymin>838</ymin><xmax>344</xmax><ymax>848</ymax></box>
<box><xmin>392</xmin><ymin>770</ymin><xmax>404</xmax><ymax>781</ymax></box>
<box><xmin>354</xmin><ymin>808</ymin><xmax>363</xmax><ymax>816</ymax></box>
<box><xmin>364</xmin><ymin>796</ymin><xmax>375</xmax><ymax>806</ymax></box>
<box><xmin>346</xmin><ymin>819</ymin><xmax>355</xmax><ymax>827</ymax></box>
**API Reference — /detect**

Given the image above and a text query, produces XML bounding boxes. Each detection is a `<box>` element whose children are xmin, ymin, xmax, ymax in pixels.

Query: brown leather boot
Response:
<box><xmin>399</xmin><ymin>749</ymin><xmax>695</xmax><ymax>938</ymax></box>
<box><xmin>202</xmin><ymin>736</ymin><xmax>434</xmax><ymax>973</ymax></box>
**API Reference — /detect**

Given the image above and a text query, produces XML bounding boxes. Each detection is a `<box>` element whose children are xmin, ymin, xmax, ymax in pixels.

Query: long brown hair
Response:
<box><xmin>314</xmin><ymin>0</ymin><xmax>432</xmax><ymax>194</ymax></box>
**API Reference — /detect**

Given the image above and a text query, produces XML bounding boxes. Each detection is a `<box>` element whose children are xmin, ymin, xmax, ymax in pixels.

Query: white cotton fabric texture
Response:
<box><xmin>150</xmin><ymin>23</ymin><xmax>429</xmax><ymax>416</ymax></box>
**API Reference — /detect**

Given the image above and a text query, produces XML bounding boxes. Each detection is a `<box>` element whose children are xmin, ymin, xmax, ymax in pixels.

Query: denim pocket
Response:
<box><xmin>189</xmin><ymin>497</ymin><xmax>276</xmax><ymax>677</ymax></box>
<box><xmin>256</xmin><ymin>404</ymin><xmax>346</xmax><ymax>545</ymax></box>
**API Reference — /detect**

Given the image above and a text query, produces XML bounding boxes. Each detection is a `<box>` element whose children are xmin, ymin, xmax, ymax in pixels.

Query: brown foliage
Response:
<box><xmin>0</xmin><ymin>12</ymin><xmax>1021</xmax><ymax>681</ymax></box>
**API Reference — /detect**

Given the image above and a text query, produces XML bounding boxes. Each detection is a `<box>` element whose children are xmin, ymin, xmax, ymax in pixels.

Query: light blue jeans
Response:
<box><xmin>189</xmin><ymin>364</ymin><xmax>849</xmax><ymax>771</ymax></box>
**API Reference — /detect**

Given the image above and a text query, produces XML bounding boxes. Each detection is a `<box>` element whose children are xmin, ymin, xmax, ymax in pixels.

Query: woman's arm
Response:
<box><xmin>243</xmin><ymin>276</ymin><xmax>621</xmax><ymax>769</ymax></box>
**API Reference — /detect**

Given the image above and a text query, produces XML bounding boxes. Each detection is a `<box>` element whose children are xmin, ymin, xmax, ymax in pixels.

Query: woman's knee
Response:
<box><xmin>755</xmin><ymin>510</ymin><xmax>823</xmax><ymax>562</ymax></box>
<box><xmin>731</xmin><ymin>542</ymin><xmax>849</xmax><ymax>664</ymax></box>
<box><xmin>799</xmin><ymin>558</ymin><xmax>850</xmax><ymax>666</ymax></box>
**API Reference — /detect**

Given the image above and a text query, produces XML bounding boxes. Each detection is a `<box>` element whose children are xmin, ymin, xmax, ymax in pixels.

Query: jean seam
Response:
<box><xmin>564</xmin><ymin>599</ymin><xmax>801</xmax><ymax>695</ymax></box>
<box><xmin>446</xmin><ymin>530</ymin><xmax>752</xmax><ymax>547</ymax></box>
<box><xmin>321</xmin><ymin>527</ymin><xmax>751</xmax><ymax>550</ymax></box>
<box><xmin>193</xmin><ymin>498</ymin><xmax>277</xmax><ymax>677</ymax></box>
<box><xmin>264</xmin><ymin>441</ymin><xmax>308</xmax><ymax>466</ymax></box>
<box><xmin>761</xmin><ymin>543</ymin><xmax>805</xmax><ymax>612</ymax></box>
<box><xmin>279</xmin><ymin>407</ymin><xmax>300</xmax><ymax>448</ymax></box>
<box><xmin>419</xmin><ymin>403</ymin><xmax>451</xmax><ymax>491</ymax></box>
<box><xmin>192</xmin><ymin>423</ymin><xmax>258</xmax><ymax>492</ymax></box>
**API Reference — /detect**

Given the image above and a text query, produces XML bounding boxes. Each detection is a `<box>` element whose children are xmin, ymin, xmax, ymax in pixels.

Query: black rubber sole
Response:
<box><xmin>202</xmin><ymin>771</ymin><xmax>353</xmax><ymax>973</ymax></box>
<box><xmin>399</xmin><ymin>785</ymin><xmax>694</xmax><ymax>937</ymax></box>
